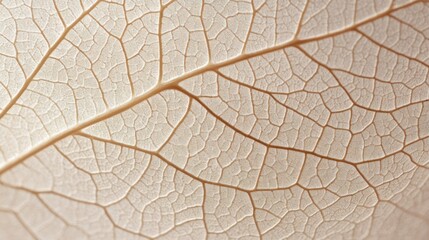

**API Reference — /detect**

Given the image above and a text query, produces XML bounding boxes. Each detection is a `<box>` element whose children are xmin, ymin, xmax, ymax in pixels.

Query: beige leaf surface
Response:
<box><xmin>0</xmin><ymin>0</ymin><xmax>429</xmax><ymax>239</ymax></box>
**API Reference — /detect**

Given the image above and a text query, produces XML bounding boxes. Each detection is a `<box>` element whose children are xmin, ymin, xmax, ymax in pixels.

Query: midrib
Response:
<box><xmin>0</xmin><ymin>0</ymin><xmax>418</xmax><ymax>174</ymax></box>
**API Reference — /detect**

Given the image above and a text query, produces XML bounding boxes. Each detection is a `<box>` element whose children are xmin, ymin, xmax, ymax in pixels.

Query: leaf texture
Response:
<box><xmin>0</xmin><ymin>0</ymin><xmax>429</xmax><ymax>239</ymax></box>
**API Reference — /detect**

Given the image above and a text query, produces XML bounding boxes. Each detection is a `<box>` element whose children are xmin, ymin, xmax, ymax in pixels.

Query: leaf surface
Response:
<box><xmin>0</xmin><ymin>0</ymin><xmax>429</xmax><ymax>239</ymax></box>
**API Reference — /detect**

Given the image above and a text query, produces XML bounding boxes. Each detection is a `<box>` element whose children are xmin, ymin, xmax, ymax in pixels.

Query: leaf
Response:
<box><xmin>0</xmin><ymin>0</ymin><xmax>429</xmax><ymax>239</ymax></box>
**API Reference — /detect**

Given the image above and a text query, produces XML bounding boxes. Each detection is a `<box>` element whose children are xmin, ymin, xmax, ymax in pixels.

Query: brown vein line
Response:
<box><xmin>0</xmin><ymin>0</ymin><xmax>103</xmax><ymax>119</ymax></box>
<box><xmin>0</xmin><ymin>181</ymin><xmax>154</xmax><ymax>239</ymax></box>
<box><xmin>0</xmin><ymin>0</ymin><xmax>420</xmax><ymax>174</ymax></box>
<box><xmin>296</xmin><ymin>45</ymin><xmax>429</xmax><ymax>114</ymax></box>
<box><xmin>75</xmin><ymin>132</ymin><xmax>252</xmax><ymax>192</ymax></box>
<box><xmin>177</xmin><ymin>86</ymin><xmax>429</xmax><ymax>169</ymax></box>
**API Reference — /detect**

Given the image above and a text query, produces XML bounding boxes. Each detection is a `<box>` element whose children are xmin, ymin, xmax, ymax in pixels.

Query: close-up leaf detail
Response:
<box><xmin>0</xmin><ymin>0</ymin><xmax>429</xmax><ymax>239</ymax></box>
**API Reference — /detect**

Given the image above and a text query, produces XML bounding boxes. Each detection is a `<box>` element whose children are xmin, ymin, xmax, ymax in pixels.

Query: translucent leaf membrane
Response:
<box><xmin>0</xmin><ymin>0</ymin><xmax>429</xmax><ymax>239</ymax></box>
